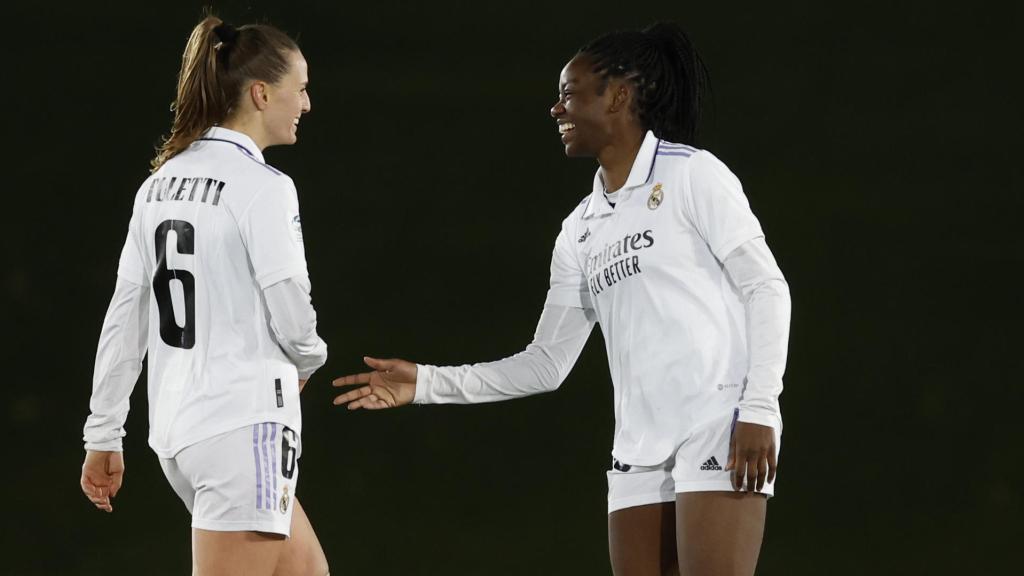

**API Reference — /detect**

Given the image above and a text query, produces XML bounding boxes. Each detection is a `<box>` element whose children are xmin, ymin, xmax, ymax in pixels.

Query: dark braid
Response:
<box><xmin>578</xmin><ymin>22</ymin><xmax>709</xmax><ymax>145</ymax></box>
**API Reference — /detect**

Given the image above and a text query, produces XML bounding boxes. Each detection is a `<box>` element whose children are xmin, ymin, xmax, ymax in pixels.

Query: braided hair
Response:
<box><xmin>578</xmin><ymin>22</ymin><xmax>709</xmax><ymax>145</ymax></box>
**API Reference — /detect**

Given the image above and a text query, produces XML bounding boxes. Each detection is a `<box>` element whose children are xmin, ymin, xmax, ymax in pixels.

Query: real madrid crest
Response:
<box><xmin>280</xmin><ymin>485</ymin><xmax>290</xmax><ymax>514</ymax></box>
<box><xmin>647</xmin><ymin>183</ymin><xmax>664</xmax><ymax>210</ymax></box>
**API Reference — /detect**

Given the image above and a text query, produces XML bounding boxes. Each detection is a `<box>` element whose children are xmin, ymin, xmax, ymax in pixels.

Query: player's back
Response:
<box><xmin>119</xmin><ymin>127</ymin><xmax>308</xmax><ymax>457</ymax></box>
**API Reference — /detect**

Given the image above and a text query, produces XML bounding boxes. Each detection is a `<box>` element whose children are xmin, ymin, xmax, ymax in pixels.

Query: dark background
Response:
<box><xmin>5</xmin><ymin>0</ymin><xmax>1021</xmax><ymax>574</ymax></box>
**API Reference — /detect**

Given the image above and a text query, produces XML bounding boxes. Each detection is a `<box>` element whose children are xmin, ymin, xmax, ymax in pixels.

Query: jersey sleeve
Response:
<box><xmin>83</xmin><ymin>275</ymin><xmax>150</xmax><ymax>451</ymax></box>
<box><xmin>543</xmin><ymin>219</ymin><xmax>592</xmax><ymax>310</ymax></box>
<box><xmin>722</xmin><ymin>238</ymin><xmax>791</xmax><ymax>431</ymax></box>
<box><xmin>116</xmin><ymin>195</ymin><xmax>148</xmax><ymax>286</ymax></box>
<box><xmin>238</xmin><ymin>176</ymin><xmax>309</xmax><ymax>289</ymax></box>
<box><xmin>413</xmin><ymin>303</ymin><xmax>596</xmax><ymax>404</ymax></box>
<box><xmin>682</xmin><ymin>151</ymin><xmax>765</xmax><ymax>262</ymax></box>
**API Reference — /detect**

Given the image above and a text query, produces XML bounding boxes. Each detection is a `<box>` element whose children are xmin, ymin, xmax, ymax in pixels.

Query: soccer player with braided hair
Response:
<box><xmin>80</xmin><ymin>14</ymin><xmax>330</xmax><ymax>575</ymax></box>
<box><xmin>336</xmin><ymin>22</ymin><xmax>790</xmax><ymax>576</ymax></box>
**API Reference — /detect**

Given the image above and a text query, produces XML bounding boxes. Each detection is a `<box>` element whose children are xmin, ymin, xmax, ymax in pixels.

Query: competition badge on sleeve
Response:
<box><xmin>648</xmin><ymin>183</ymin><xmax>664</xmax><ymax>210</ymax></box>
<box><xmin>289</xmin><ymin>214</ymin><xmax>304</xmax><ymax>243</ymax></box>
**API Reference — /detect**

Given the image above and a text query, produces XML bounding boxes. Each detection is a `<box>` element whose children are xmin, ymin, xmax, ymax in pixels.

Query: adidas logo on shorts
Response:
<box><xmin>700</xmin><ymin>456</ymin><xmax>723</xmax><ymax>471</ymax></box>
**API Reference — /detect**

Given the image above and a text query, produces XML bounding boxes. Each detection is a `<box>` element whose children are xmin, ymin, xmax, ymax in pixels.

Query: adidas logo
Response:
<box><xmin>700</xmin><ymin>456</ymin><xmax>723</xmax><ymax>471</ymax></box>
<box><xmin>578</xmin><ymin>229</ymin><xmax>591</xmax><ymax>243</ymax></box>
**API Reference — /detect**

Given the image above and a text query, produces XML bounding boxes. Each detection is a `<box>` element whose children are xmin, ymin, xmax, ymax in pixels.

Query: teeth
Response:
<box><xmin>558</xmin><ymin>122</ymin><xmax>575</xmax><ymax>134</ymax></box>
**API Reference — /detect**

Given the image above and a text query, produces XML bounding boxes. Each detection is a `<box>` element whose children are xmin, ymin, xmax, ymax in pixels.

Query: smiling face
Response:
<box><xmin>262</xmin><ymin>50</ymin><xmax>311</xmax><ymax>147</ymax></box>
<box><xmin>550</xmin><ymin>54</ymin><xmax>618</xmax><ymax>157</ymax></box>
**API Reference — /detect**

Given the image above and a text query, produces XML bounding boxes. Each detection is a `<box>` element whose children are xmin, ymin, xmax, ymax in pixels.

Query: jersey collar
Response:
<box><xmin>198</xmin><ymin>127</ymin><xmax>266</xmax><ymax>163</ymax></box>
<box><xmin>583</xmin><ymin>130</ymin><xmax>660</xmax><ymax>220</ymax></box>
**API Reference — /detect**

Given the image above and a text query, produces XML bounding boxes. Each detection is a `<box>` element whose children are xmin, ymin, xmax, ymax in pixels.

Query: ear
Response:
<box><xmin>608</xmin><ymin>81</ymin><xmax>631</xmax><ymax>114</ymax></box>
<box><xmin>249</xmin><ymin>81</ymin><xmax>271</xmax><ymax>112</ymax></box>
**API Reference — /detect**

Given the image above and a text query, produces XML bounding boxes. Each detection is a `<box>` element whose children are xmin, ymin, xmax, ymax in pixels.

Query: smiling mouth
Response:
<box><xmin>558</xmin><ymin>122</ymin><xmax>575</xmax><ymax>135</ymax></box>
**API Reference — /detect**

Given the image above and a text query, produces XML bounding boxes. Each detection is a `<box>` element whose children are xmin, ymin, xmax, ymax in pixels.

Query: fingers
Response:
<box><xmin>332</xmin><ymin>385</ymin><xmax>374</xmax><ymax>406</ymax></box>
<box><xmin>332</xmin><ymin>372</ymin><xmax>372</xmax><ymax>388</ymax></box>
<box><xmin>731</xmin><ymin>455</ymin><xmax>745</xmax><ymax>491</ymax></box>
<box><xmin>81</xmin><ymin>474</ymin><xmax>113</xmax><ymax>512</ymax></box>
<box><xmin>745</xmin><ymin>458</ymin><xmax>758</xmax><ymax>492</ymax></box>
<box><xmin>363</xmin><ymin>356</ymin><xmax>399</xmax><ymax>372</ymax></box>
<box><xmin>767</xmin><ymin>446</ymin><xmax>777</xmax><ymax>485</ymax></box>
<box><xmin>755</xmin><ymin>453</ymin><xmax>767</xmax><ymax>492</ymax></box>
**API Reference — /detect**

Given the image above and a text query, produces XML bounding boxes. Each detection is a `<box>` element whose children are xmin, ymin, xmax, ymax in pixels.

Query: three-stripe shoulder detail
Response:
<box><xmin>656</xmin><ymin>141</ymin><xmax>698</xmax><ymax>158</ymax></box>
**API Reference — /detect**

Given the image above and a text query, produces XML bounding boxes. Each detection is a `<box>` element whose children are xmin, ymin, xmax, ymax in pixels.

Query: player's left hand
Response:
<box><xmin>726</xmin><ymin>421</ymin><xmax>776</xmax><ymax>492</ymax></box>
<box><xmin>81</xmin><ymin>450</ymin><xmax>125</xmax><ymax>513</ymax></box>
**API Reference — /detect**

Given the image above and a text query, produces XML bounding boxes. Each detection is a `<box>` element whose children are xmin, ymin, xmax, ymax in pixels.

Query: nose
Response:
<box><xmin>550</xmin><ymin>98</ymin><xmax>565</xmax><ymax>118</ymax></box>
<box><xmin>302</xmin><ymin>91</ymin><xmax>311</xmax><ymax>114</ymax></box>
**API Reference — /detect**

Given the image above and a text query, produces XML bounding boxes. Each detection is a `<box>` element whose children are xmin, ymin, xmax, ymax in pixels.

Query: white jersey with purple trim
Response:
<box><xmin>114</xmin><ymin>127</ymin><xmax>309</xmax><ymax>458</ymax></box>
<box><xmin>545</xmin><ymin>130</ymin><xmax>773</xmax><ymax>466</ymax></box>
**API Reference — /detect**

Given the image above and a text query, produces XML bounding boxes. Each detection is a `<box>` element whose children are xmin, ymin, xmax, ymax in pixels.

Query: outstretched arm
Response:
<box><xmin>333</xmin><ymin>302</ymin><xmax>596</xmax><ymax>410</ymax></box>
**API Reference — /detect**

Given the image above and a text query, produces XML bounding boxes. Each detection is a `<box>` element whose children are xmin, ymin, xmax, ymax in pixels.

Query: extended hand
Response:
<box><xmin>725</xmin><ymin>421</ymin><xmax>777</xmax><ymax>492</ymax></box>
<box><xmin>81</xmin><ymin>450</ymin><xmax>125</xmax><ymax>512</ymax></box>
<box><xmin>332</xmin><ymin>356</ymin><xmax>417</xmax><ymax>410</ymax></box>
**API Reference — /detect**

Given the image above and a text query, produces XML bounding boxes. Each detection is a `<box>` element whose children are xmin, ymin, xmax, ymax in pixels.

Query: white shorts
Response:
<box><xmin>160</xmin><ymin>422</ymin><xmax>301</xmax><ymax>536</ymax></box>
<box><xmin>607</xmin><ymin>410</ymin><xmax>781</xmax><ymax>514</ymax></box>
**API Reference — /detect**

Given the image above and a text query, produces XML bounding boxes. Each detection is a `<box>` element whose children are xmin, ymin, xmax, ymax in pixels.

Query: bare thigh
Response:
<box><xmin>274</xmin><ymin>499</ymin><xmax>329</xmax><ymax>576</ymax></box>
<box><xmin>675</xmin><ymin>491</ymin><xmax>766</xmax><ymax>576</ymax></box>
<box><xmin>193</xmin><ymin>528</ymin><xmax>286</xmax><ymax>576</ymax></box>
<box><xmin>609</xmin><ymin>501</ymin><xmax>679</xmax><ymax>576</ymax></box>
<box><xmin>192</xmin><ymin>499</ymin><xmax>328</xmax><ymax>576</ymax></box>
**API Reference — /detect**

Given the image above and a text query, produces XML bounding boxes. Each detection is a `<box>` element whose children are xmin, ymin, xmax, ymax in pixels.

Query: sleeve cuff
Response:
<box><xmin>413</xmin><ymin>364</ymin><xmax>433</xmax><ymax>404</ymax></box>
<box><xmin>84</xmin><ymin>440</ymin><xmax>124</xmax><ymax>452</ymax></box>
<box><xmin>736</xmin><ymin>409</ymin><xmax>781</xmax><ymax>432</ymax></box>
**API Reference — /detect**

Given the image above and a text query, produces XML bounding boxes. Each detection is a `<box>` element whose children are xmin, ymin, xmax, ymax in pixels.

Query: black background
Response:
<box><xmin>5</xmin><ymin>0</ymin><xmax>1021</xmax><ymax>574</ymax></box>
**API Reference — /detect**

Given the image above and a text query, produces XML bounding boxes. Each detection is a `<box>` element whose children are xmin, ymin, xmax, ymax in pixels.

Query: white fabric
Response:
<box><xmin>159</xmin><ymin>422</ymin><xmax>300</xmax><ymax>536</ymax></box>
<box><xmin>416</xmin><ymin>131</ymin><xmax>790</xmax><ymax>466</ymax></box>
<box><xmin>721</xmin><ymin>238</ymin><xmax>791</xmax><ymax>429</ymax></box>
<box><xmin>606</xmin><ymin>409</ymin><xmax>780</xmax><ymax>514</ymax></box>
<box><xmin>414</xmin><ymin>304</ymin><xmax>595</xmax><ymax>404</ymax></box>
<box><xmin>264</xmin><ymin>276</ymin><xmax>328</xmax><ymax>380</ymax></box>
<box><xmin>84</xmin><ymin>127</ymin><xmax>326</xmax><ymax>458</ymax></box>
<box><xmin>83</xmin><ymin>276</ymin><xmax>148</xmax><ymax>452</ymax></box>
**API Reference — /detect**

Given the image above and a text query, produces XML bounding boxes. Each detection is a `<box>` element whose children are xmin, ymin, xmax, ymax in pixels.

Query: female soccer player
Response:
<box><xmin>334</xmin><ymin>22</ymin><xmax>790</xmax><ymax>576</ymax></box>
<box><xmin>80</xmin><ymin>15</ymin><xmax>329</xmax><ymax>576</ymax></box>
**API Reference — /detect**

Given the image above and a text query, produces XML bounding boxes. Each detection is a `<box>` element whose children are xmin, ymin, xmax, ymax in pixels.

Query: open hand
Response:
<box><xmin>332</xmin><ymin>356</ymin><xmax>417</xmax><ymax>410</ymax></box>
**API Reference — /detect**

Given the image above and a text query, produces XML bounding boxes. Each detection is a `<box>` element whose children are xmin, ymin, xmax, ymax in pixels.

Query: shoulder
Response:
<box><xmin>562</xmin><ymin>193</ymin><xmax>592</xmax><ymax>226</ymax></box>
<box><xmin>652</xmin><ymin>144</ymin><xmax>741</xmax><ymax>190</ymax></box>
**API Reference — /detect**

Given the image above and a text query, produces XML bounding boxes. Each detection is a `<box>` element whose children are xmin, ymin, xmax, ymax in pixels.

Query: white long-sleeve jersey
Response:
<box><xmin>83</xmin><ymin>127</ymin><xmax>327</xmax><ymax>457</ymax></box>
<box><xmin>415</xmin><ymin>132</ymin><xmax>790</xmax><ymax>466</ymax></box>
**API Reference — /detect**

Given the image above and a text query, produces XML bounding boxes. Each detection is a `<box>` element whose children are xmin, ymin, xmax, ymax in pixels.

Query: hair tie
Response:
<box><xmin>213</xmin><ymin>23</ymin><xmax>239</xmax><ymax>48</ymax></box>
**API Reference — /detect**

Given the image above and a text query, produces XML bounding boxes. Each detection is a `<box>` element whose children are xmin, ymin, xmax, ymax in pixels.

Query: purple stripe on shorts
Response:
<box><xmin>262</xmin><ymin>423</ymin><xmax>272</xmax><ymax>510</ymax></box>
<box><xmin>252</xmin><ymin>424</ymin><xmax>262</xmax><ymax>510</ymax></box>
<box><xmin>270</xmin><ymin>424</ymin><xmax>278</xmax><ymax>506</ymax></box>
<box><xmin>657</xmin><ymin>151</ymin><xmax>692</xmax><ymax>157</ymax></box>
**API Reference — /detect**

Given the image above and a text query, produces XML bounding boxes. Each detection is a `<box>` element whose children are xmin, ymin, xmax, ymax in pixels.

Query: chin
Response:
<box><xmin>563</xmin><ymin>142</ymin><xmax>590</xmax><ymax>158</ymax></box>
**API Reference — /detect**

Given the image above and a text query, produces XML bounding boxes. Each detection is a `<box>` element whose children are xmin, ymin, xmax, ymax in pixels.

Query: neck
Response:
<box><xmin>219</xmin><ymin>115</ymin><xmax>268</xmax><ymax>151</ymax></box>
<box><xmin>597</xmin><ymin>127</ymin><xmax>645</xmax><ymax>193</ymax></box>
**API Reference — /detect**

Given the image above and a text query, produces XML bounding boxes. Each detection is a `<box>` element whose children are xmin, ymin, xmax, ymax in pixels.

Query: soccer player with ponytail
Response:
<box><xmin>336</xmin><ymin>22</ymin><xmax>789</xmax><ymax>575</ymax></box>
<box><xmin>81</xmin><ymin>14</ymin><xmax>329</xmax><ymax>575</ymax></box>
